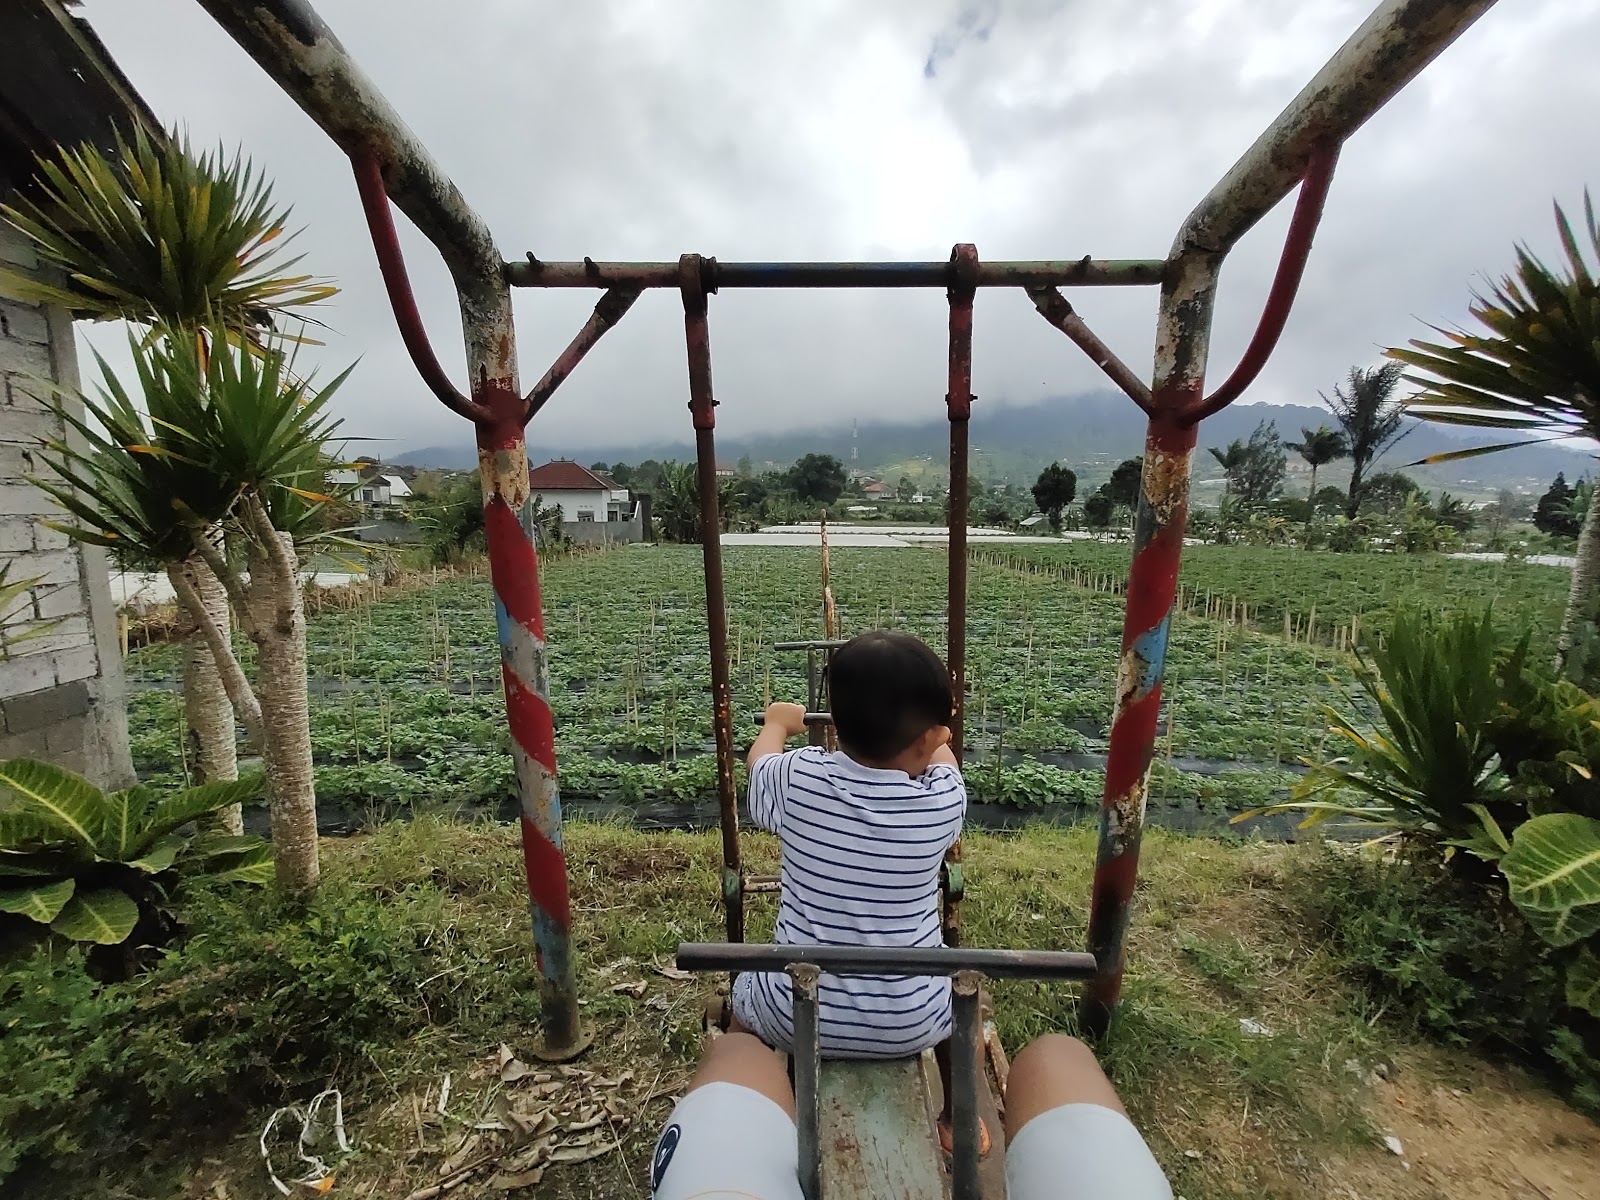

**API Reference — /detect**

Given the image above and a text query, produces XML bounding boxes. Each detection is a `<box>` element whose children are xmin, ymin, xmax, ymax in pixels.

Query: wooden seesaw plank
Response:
<box><xmin>817</xmin><ymin>1047</ymin><xmax>1007</xmax><ymax>1199</ymax></box>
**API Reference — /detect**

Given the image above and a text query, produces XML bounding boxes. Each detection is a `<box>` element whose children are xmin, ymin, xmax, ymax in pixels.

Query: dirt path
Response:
<box><xmin>1326</xmin><ymin>1047</ymin><xmax>1599</xmax><ymax>1200</ymax></box>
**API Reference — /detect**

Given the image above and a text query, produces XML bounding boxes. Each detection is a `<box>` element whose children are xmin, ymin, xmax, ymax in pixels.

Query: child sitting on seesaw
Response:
<box><xmin>730</xmin><ymin>629</ymin><xmax>981</xmax><ymax>1150</ymax></box>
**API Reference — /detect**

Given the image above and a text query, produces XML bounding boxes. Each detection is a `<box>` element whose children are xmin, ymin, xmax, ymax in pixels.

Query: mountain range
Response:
<box><xmin>393</xmin><ymin>392</ymin><xmax>1593</xmax><ymax>499</ymax></box>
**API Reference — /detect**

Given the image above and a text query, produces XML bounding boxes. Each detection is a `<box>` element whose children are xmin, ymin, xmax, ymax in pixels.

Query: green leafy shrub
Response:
<box><xmin>1263</xmin><ymin>607</ymin><xmax>1515</xmax><ymax>847</ymax></box>
<box><xmin>0</xmin><ymin>948</ymin><xmax>133</xmax><ymax>1182</ymax></box>
<box><xmin>0</xmin><ymin>838</ymin><xmax>532</xmax><ymax>1189</ymax></box>
<box><xmin>0</xmin><ymin>760</ymin><xmax>269</xmax><ymax>955</ymax></box>
<box><xmin>1257</xmin><ymin>608</ymin><xmax>1600</xmax><ymax>1015</ymax></box>
<box><xmin>1287</xmin><ymin>846</ymin><xmax>1599</xmax><ymax>1114</ymax></box>
<box><xmin>116</xmin><ymin>876</ymin><xmax>526</xmax><ymax>1115</ymax></box>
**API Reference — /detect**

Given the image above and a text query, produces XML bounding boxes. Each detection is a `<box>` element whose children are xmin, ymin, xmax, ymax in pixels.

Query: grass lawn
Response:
<box><xmin>60</xmin><ymin>817</ymin><xmax>1596</xmax><ymax>1200</ymax></box>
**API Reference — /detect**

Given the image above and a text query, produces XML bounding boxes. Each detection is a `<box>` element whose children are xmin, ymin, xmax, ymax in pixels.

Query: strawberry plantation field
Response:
<box><xmin>121</xmin><ymin>544</ymin><xmax>1570</xmax><ymax>829</ymax></box>
<box><xmin>977</xmin><ymin>541</ymin><xmax>1568</xmax><ymax>648</ymax></box>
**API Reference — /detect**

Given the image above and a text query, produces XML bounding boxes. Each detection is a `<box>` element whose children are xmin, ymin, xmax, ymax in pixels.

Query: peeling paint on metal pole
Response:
<box><xmin>198</xmin><ymin>0</ymin><xmax>590</xmax><ymax>1061</ymax></box>
<box><xmin>1082</xmin><ymin>253</ymin><xmax>1214</xmax><ymax>1037</ymax></box>
<box><xmin>475</xmin><ymin>347</ymin><xmax>589</xmax><ymax>1062</ymax></box>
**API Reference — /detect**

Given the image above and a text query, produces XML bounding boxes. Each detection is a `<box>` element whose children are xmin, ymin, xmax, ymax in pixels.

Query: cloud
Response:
<box><xmin>69</xmin><ymin>0</ymin><xmax>1600</xmax><ymax>458</ymax></box>
<box><xmin>924</xmin><ymin>0</ymin><xmax>1001</xmax><ymax>79</ymax></box>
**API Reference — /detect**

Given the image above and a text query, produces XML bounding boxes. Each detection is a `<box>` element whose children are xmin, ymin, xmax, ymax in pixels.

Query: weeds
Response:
<box><xmin>1285</xmin><ymin>843</ymin><xmax>1600</xmax><ymax>1116</ymax></box>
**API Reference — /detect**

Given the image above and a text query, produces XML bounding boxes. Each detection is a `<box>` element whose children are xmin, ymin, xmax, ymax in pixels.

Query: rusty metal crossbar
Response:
<box><xmin>506</xmin><ymin>257</ymin><xmax>1164</xmax><ymax>289</ymax></box>
<box><xmin>196</xmin><ymin>0</ymin><xmax>1499</xmax><ymax>1058</ymax></box>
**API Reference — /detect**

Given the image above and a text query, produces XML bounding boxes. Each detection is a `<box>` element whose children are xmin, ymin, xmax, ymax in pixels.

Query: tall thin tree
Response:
<box><xmin>1325</xmin><ymin>363</ymin><xmax>1408</xmax><ymax>518</ymax></box>
<box><xmin>35</xmin><ymin>332</ymin><xmax>350</xmax><ymax>896</ymax></box>
<box><xmin>1207</xmin><ymin>440</ymin><xmax>1248</xmax><ymax>496</ymax></box>
<box><xmin>1286</xmin><ymin>425</ymin><xmax>1349</xmax><ymax>521</ymax></box>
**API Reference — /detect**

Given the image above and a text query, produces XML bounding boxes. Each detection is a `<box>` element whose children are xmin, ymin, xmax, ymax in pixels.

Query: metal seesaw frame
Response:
<box><xmin>194</xmin><ymin>0</ymin><xmax>1498</xmax><ymax>1056</ymax></box>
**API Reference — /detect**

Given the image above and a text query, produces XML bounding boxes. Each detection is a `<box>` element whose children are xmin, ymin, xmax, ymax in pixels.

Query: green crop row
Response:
<box><xmin>122</xmin><ymin>544</ymin><xmax>1552</xmax><ymax>814</ymax></box>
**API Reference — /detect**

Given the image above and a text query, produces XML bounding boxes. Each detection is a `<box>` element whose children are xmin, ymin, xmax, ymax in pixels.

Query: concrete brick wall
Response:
<box><xmin>562</xmin><ymin>515</ymin><xmax>644</xmax><ymax>546</ymax></box>
<box><xmin>0</xmin><ymin>223</ymin><xmax>133</xmax><ymax>786</ymax></box>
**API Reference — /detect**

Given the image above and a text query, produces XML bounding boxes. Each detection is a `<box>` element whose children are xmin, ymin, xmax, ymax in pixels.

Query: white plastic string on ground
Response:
<box><xmin>260</xmin><ymin>1088</ymin><xmax>352</xmax><ymax>1195</ymax></box>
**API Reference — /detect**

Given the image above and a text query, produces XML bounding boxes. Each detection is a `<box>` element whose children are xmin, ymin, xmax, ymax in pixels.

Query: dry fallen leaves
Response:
<box><xmin>401</xmin><ymin>1047</ymin><xmax>653</xmax><ymax>1196</ymax></box>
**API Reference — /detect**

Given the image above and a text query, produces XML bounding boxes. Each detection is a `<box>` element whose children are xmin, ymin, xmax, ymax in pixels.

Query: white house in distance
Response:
<box><xmin>361</xmin><ymin>474</ymin><xmax>411</xmax><ymax>506</ymax></box>
<box><xmin>527</xmin><ymin>460</ymin><xmax>632</xmax><ymax>523</ymax></box>
<box><xmin>328</xmin><ymin>467</ymin><xmax>412</xmax><ymax>508</ymax></box>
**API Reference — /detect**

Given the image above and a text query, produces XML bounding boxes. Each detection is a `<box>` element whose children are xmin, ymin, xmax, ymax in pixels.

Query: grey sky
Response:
<box><xmin>74</xmin><ymin>0</ymin><xmax>1600</xmax><ymax>457</ymax></box>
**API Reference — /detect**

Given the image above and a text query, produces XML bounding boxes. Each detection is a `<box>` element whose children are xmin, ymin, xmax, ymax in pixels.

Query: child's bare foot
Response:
<box><xmin>937</xmin><ymin>1115</ymin><xmax>991</xmax><ymax>1157</ymax></box>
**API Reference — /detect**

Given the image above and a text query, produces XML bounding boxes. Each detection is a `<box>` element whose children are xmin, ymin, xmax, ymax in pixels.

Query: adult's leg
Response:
<box><xmin>686</xmin><ymin>1031</ymin><xmax>794</xmax><ymax>1116</ymax></box>
<box><xmin>650</xmin><ymin>1034</ymin><xmax>804</xmax><ymax>1200</ymax></box>
<box><xmin>1004</xmin><ymin>1033</ymin><xmax>1125</xmax><ymax>1140</ymax></box>
<box><xmin>1003</xmin><ymin>1035</ymin><xmax>1171</xmax><ymax>1200</ymax></box>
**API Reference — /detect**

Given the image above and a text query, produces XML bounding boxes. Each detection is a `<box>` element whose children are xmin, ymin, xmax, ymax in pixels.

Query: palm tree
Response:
<box><xmin>1389</xmin><ymin>191</ymin><xmax>1600</xmax><ymax>683</ymax></box>
<box><xmin>5</xmin><ymin>130</ymin><xmax>337</xmax><ymax>887</ymax></box>
<box><xmin>0</xmin><ymin>126</ymin><xmax>334</xmax><ymax>327</ymax></box>
<box><xmin>1285</xmin><ymin>425</ymin><xmax>1349</xmax><ymax>518</ymax></box>
<box><xmin>37</xmin><ymin>332</ymin><xmax>348</xmax><ymax>895</ymax></box>
<box><xmin>1322</xmin><ymin>363</ymin><xmax>1407</xmax><ymax>518</ymax></box>
<box><xmin>1208</xmin><ymin>440</ymin><xmax>1248</xmax><ymax>496</ymax></box>
<box><xmin>651</xmin><ymin>462</ymin><xmax>700</xmax><ymax>542</ymax></box>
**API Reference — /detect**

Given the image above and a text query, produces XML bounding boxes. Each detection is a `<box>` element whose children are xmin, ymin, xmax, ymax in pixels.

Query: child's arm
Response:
<box><xmin>746</xmin><ymin>702</ymin><xmax>808</xmax><ymax>833</ymax></box>
<box><xmin>929</xmin><ymin>723</ymin><xmax>959</xmax><ymax>771</ymax></box>
<box><xmin>747</xmin><ymin>702</ymin><xmax>808</xmax><ymax>772</ymax></box>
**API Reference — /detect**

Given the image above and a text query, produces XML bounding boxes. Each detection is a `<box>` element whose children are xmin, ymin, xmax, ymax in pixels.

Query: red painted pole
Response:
<box><xmin>1081</xmin><ymin>410</ymin><xmax>1199</xmax><ymax>1033</ymax></box>
<box><xmin>945</xmin><ymin>244</ymin><xmax>977</xmax><ymax>760</ymax></box>
<box><xmin>476</xmin><ymin>379</ymin><xmax>591</xmax><ymax>1060</ymax></box>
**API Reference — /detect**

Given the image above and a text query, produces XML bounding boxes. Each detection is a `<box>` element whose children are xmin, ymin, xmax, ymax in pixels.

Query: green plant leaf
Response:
<box><xmin>136</xmin><ymin>773</ymin><xmax>265</xmax><ymax>849</ymax></box>
<box><xmin>0</xmin><ymin>846</ymin><xmax>81</xmax><ymax>876</ymax></box>
<box><xmin>101</xmin><ymin>784</ymin><xmax>156</xmax><ymax>861</ymax></box>
<box><xmin>49</xmin><ymin>887</ymin><xmax>139</xmax><ymax>944</ymax></box>
<box><xmin>126</xmin><ymin>834</ymin><xmax>182</xmax><ymax>875</ymax></box>
<box><xmin>1501</xmin><ymin>813</ymin><xmax>1600</xmax><ymax>947</ymax></box>
<box><xmin>1465</xmin><ymin>803</ymin><xmax>1512</xmax><ymax>855</ymax></box>
<box><xmin>1567</xmin><ymin>947</ymin><xmax>1600</xmax><ymax>1017</ymax></box>
<box><xmin>0</xmin><ymin>126</ymin><xmax>337</xmax><ymax>329</ymax></box>
<box><xmin>205</xmin><ymin>841</ymin><xmax>273</xmax><ymax>886</ymax></box>
<box><xmin>0</xmin><ymin>759</ymin><xmax>105</xmax><ymax>852</ymax></box>
<box><xmin>187</xmin><ymin>832</ymin><xmax>261</xmax><ymax>856</ymax></box>
<box><xmin>0</xmin><ymin>877</ymin><xmax>75</xmax><ymax>923</ymax></box>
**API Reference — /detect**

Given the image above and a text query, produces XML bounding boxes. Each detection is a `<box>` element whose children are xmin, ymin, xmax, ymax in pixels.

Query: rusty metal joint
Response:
<box><xmin>947</xmin><ymin>241</ymin><xmax>979</xmax><ymax>301</ymax></box>
<box><xmin>946</xmin><ymin>244</ymin><xmax>978</xmax><ymax>424</ymax></box>
<box><xmin>679</xmin><ymin>254</ymin><xmax>707</xmax><ymax>311</ymax></box>
<box><xmin>1027</xmin><ymin>285</ymin><xmax>1155</xmax><ymax>415</ymax></box>
<box><xmin>680</xmin><ymin>254</ymin><xmax>719</xmax><ymax>430</ymax></box>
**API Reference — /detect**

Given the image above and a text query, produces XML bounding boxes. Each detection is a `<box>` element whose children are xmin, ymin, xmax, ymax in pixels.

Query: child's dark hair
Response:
<box><xmin>826</xmin><ymin>630</ymin><xmax>953</xmax><ymax>760</ymax></box>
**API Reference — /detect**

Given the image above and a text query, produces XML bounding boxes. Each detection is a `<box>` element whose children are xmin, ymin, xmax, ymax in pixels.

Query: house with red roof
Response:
<box><xmin>527</xmin><ymin>460</ymin><xmax>634</xmax><ymax>525</ymax></box>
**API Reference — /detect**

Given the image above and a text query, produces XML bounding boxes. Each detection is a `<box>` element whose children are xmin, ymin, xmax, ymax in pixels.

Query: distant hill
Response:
<box><xmin>393</xmin><ymin>392</ymin><xmax>1594</xmax><ymax>499</ymax></box>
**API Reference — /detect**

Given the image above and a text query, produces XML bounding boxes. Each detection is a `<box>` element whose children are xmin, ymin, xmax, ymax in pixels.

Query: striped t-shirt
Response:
<box><xmin>731</xmin><ymin>746</ymin><xmax>967</xmax><ymax>1059</ymax></box>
